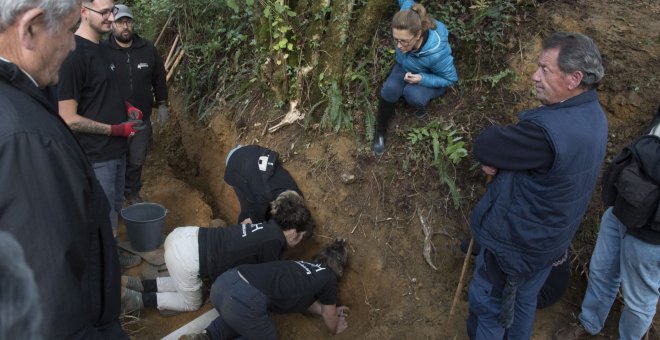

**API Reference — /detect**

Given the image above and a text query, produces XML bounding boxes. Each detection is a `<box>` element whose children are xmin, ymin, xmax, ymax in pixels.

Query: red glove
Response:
<box><xmin>110</xmin><ymin>120</ymin><xmax>144</xmax><ymax>137</ymax></box>
<box><xmin>125</xmin><ymin>101</ymin><xmax>143</xmax><ymax>121</ymax></box>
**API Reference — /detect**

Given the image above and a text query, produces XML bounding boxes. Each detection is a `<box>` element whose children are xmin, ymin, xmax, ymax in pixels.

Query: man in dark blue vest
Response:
<box><xmin>466</xmin><ymin>32</ymin><xmax>607</xmax><ymax>339</ymax></box>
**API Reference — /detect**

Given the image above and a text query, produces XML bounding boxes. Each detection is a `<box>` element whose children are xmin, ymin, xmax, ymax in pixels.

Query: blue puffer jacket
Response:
<box><xmin>470</xmin><ymin>90</ymin><xmax>608</xmax><ymax>276</ymax></box>
<box><xmin>395</xmin><ymin>0</ymin><xmax>458</xmax><ymax>88</ymax></box>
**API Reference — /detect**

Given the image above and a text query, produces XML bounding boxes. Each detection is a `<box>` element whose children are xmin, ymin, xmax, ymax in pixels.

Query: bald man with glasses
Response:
<box><xmin>58</xmin><ymin>0</ymin><xmax>145</xmax><ymax>270</ymax></box>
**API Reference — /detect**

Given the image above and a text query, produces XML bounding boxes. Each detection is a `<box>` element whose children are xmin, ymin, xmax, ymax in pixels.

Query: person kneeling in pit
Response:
<box><xmin>224</xmin><ymin>144</ymin><xmax>303</xmax><ymax>224</ymax></box>
<box><xmin>121</xmin><ymin>190</ymin><xmax>314</xmax><ymax>315</ymax></box>
<box><xmin>181</xmin><ymin>238</ymin><xmax>350</xmax><ymax>340</ymax></box>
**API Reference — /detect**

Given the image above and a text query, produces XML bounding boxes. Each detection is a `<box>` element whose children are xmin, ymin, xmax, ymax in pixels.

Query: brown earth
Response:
<box><xmin>121</xmin><ymin>0</ymin><xmax>659</xmax><ymax>339</ymax></box>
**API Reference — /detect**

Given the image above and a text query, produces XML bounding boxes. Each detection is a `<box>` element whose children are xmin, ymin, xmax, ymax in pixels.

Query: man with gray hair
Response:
<box><xmin>0</xmin><ymin>0</ymin><xmax>126</xmax><ymax>337</ymax></box>
<box><xmin>465</xmin><ymin>32</ymin><xmax>607</xmax><ymax>339</ymax></box>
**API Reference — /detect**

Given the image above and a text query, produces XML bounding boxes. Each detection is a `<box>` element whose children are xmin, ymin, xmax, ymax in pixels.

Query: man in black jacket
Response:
<box><xmin>556</xmin><ymin>105</ymin><xmax>660</xmax><ymax>340</ymax></box>
<box><xmin>105</xmin><ymin>4</ymin><xmax>169</xmax><ymax>205</ymax></box>
<box><xmin>0</xmin><ymin>0</ymin><xmax>126</xmax><ymax>337</ymax></box>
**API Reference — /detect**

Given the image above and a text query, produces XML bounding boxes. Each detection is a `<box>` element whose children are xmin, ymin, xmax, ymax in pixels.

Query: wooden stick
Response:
<box><xmin>154</xmin><ymin>10</ymin><xmax>174</xmax><ymax>47</ymax></box>
<box><xmin>164</xmin><ymin>35</ymin><xmax>180</xmax><ymax>70</ymax></box>
<box><xmin>166</xmin><ymin>49</ymin><xmax>184</xmax><ymax>82</ymax></box>
<box><xmin>448</xmin><ymin>174</ymin><xmax>493</xmax><ymax>322</ymax></box>
<box><xmin>448</xmin><ymin>237</ymin><xmax>473</xmax><ymax>321</ymax></box>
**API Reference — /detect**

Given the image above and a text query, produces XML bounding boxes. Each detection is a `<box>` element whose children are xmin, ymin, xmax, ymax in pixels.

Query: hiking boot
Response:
<box><xmin>125</xmin><ymin>193</ymin><xmax>144</xmax><ymax>206</ymax></box>
<box><xmin>179</xmin><ymin>331</ymin><xmax>210</xmax><ymax>340</ymax></box>
<box><xmin>373</xmin><ymin>134</ymin><xmax>386</xmax><ymax>155</ymax></box>
<box><xmin>554</xmin><ymin>322</ymin><xmax>589</xmax><ymax>340</ymax></box>
<box><xmin>121</xmin><ymin>287</ymin><xmax>144</xmax><ymax>314</ymax></box>
<box><xmin>118</xmin><ymin>250</ymin><xmax>142</xmax><ymax>269</ymax></box>
<box><xmin>121</xmin><ymin>275</ymin><xmax>144</xmax><ymax>292</ymax></box>
<box><xmin>412</xmin><ymin>106</ymin><xmax>428</xmax><ymax>119</ymax></box>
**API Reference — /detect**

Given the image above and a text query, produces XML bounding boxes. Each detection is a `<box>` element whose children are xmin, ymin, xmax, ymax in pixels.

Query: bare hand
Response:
<box><xmin>336</xmin><ymin>315</ymin><xmax>348</xmax><ymax>334</ymax></box>
<box><xmin>404</xmin><ymin>72</ymin><xmax>422</xmax><ymax>84</ymax></box>
<box><xmin>481</xmin><ymin>165</ymin><xmax>498</xmax><ymax>176</ymax></box>
<box><xmin>337</xmin><ymin>305</ymin><xmax>350</xmax><ymax>317</ymax></box>
<box><xmin>240</xmin><ymin>218</ymin><xmax>252</xmax><ymax>224</ymax></box>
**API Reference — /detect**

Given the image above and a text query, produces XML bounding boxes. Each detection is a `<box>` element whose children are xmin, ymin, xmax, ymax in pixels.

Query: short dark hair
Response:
<box><xmin>312</xmin><ymin>238</ymin><xmax>348</xmax><ymax>278</ymax></box>
<box><xmin>270</xmin><ymin>190</ymin><xmax>315</xmax><ymax>235</ymax></box>
<box><xmin>0</xmin><ymin>231</ymin><xmax>41</xmax><ymax>339</ymax></box>
<box><xmin>542</xmin><ymin>32</ymin><xmax>604</xmax><ymax>89</ymax></box>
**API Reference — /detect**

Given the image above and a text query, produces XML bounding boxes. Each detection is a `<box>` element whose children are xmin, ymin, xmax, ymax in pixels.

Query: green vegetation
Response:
<box><xmin>127</xmin><ymin>0</ymin><xmax>523</xmax><ymax>127</ymax></box>
<box><xmin>405</xmin><ymin>121</ymin><xmax>468</xmax><ymax>208</ymax></box>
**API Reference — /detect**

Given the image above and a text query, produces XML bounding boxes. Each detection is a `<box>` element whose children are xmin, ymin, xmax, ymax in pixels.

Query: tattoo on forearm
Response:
<box><xmin>70</xmin><ymin>121</ymin><xmax>109</xmax><ymax>135</ymax></box>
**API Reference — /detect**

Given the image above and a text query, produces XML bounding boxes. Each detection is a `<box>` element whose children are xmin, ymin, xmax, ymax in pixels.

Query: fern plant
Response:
<box><xmin>406</xmin><ymin>121</ymin><xmax>468</xmax><ymax>208</ymax></box>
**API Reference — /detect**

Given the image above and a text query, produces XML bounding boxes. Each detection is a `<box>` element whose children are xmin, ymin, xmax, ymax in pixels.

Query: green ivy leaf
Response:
<box><xmin>226</xmin><ymin>0</ymin><xmax>239</xmax><ymax>13</ymax></box>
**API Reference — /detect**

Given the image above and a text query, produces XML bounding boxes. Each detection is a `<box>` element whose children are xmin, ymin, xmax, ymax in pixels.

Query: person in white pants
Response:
<box><xmin>121</xmin><ymin>190</ymin><xmax>314</xmax><ymax>315</ymax></box>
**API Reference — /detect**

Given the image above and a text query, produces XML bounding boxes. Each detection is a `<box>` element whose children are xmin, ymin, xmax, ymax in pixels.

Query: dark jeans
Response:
<box><xmin>124</xmin><ymin>118</ymin><xmax>152</xmax><ymax>196</ymax></box>
<box><xmin>466</xmin><ymin>249</ymin><xmax>552</xmax><ymax>339</ymax></box>
<box><xmin>206</xmin><ymin>269</ymin><xmax>275</xmax><ymax>340</ymax></box>
<box><xmin>380</xmin><ymin>63</ymin><xmax>447</xmax><ymax>108</ymax></box>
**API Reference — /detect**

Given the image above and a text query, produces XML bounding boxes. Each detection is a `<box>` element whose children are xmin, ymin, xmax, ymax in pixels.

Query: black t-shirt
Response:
<box><xmin>198</xmin><ymin>221</ymin><xmax>286</xmax><ymax>281</ymax></box>
<box><xmin>238</xmin><ymin>260</ymin><xmax>338</xmax><ymax>313</ymax></box>
<box><xmin>224</xmin><ymin>145</ymin><xmax>301</xmax><ymax>223</ymax></box>
<box><xmin>58</xmin><ymin>35</ymin><xmax>127</xmax><ymax>162</ymax></box>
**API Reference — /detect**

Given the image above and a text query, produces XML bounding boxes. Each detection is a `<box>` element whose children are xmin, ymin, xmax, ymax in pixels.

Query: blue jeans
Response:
<box><xmin>206</xmin><ymin>269</ymin><xmax>275</xmax><ymax>340</ymax></box>
<box><xmin>380</xmin><ymin>63</ymin><xmax>447</xmax><ymax>108</ymax></box>
<box><xmin>579</xmin><ymin>208</ymin><xmax>660</xmax><ymax>339</ymax></box>
<box><xmin>93</xmin><ymin>157</ymin><xmax>126</xmax><ymax>234</ymax></box>
<box><xmin>125</xmin><ymin>118</ymin><xmax>152</xmax><ymax>196</ymax></box>
<box><xmin>467</xmin><ymin>249</ymin><xmax>552</xmax><ymax>339</ymax></box>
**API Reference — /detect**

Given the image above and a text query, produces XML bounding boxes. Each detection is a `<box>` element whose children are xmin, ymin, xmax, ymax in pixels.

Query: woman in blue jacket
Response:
<box><xmin>373</xmin><ymin>0</ymin><xmax>458</xmax><ymax>155</ymax></box>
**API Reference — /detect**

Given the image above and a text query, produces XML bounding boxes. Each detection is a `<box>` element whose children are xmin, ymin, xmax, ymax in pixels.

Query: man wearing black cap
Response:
<box><xmin>105</xmin><ymin>4</ymin><xmax>169</xmax><ymax>205</ymax></box>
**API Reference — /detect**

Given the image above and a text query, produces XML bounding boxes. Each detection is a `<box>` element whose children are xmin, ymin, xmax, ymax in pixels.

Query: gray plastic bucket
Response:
<box><xmin>121</xmin><ymin>203</ymin><xmax>167</xmax><ymax>252</ymax></box>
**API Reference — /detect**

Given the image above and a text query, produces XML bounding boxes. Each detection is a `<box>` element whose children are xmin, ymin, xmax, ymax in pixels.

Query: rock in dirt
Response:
<box><xmin>340</xmin><ymin>173</ymin><xmax>356</xmax><ymax>184</ymax></box>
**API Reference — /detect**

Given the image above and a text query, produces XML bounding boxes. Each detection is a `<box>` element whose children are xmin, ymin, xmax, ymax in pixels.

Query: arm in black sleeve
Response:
<box><xmin>151</xmin><ymin>44</ymin><xmax>168</xmax><ymax>103</ymax></box>
<box><xmin>474</xmin><ymin>121</ymin><xmax>554</xmax><ymax>172</ymax></box>
<box><xmin>0</xmin><ymin>134</ymin><xmax>103</xmax><ymax>339</ymax></box>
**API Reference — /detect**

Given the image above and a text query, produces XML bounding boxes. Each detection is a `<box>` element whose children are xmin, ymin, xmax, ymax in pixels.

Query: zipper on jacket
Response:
<box><xmin>126</xmin><ymin>51</ymin><xmax>134</xmax><ymax>95</ymax></box>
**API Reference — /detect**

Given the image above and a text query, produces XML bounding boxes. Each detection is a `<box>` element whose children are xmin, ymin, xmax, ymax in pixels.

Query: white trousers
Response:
<box><xmin>157</xmin><ymin>226</ymin><xmax>203</xmax><ymax>312</ymax></box>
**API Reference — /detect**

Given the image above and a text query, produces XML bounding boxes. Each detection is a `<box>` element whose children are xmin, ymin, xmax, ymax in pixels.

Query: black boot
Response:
<box><xmin>373</xmin><ymin>97</ymin><xmax>396</xmax><ymax>155</ymax></box>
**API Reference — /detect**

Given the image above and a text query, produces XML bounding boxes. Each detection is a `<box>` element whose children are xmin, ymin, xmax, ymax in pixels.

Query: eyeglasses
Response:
<box><xmin>114</xmin><ymin>19</ymin><xmax>133</xmax><ymax>27</ymax></box>
<box><xmin>393</xmin><ymin>36</ymin><xmax>418</xmax><ymax>47</ymax></box>
<box><xmin>83</xmin><ymin>5</ymin><xmax>118</xmax><ymax>19</ymax></box>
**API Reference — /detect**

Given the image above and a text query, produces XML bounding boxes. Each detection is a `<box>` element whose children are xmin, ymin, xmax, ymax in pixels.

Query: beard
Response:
<box><xmin>113</xmin><ymin>30</ymin><xmax>134</xmax><ymax>44</ymax></box>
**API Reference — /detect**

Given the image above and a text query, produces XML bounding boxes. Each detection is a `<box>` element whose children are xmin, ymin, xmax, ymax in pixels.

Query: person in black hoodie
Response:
<box><xmin>224</xmin><ymin>145</ymin><xmax>304</xmax><ymax>224</ymax></box>
<box><xmin>0</xmin><ymin>0</ymin><xmax>126</xmax><ymax>337</ymax></box>
<box><xmin>121</xmin><ymin>190</ymin><xmax>314</xmax><ymax>315</ymax></box>
<box><xmin>105</xmin><ymin>4</ymin><xmax>169</xmax><ymax>205</ymax></box>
